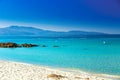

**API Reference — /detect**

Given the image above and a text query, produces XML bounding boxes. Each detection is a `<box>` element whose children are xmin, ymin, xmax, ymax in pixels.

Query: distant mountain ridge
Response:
<box><xmin>0</xmin><ymin>26</ymin><xmax>106</xmax><ymax>37</ymax></box>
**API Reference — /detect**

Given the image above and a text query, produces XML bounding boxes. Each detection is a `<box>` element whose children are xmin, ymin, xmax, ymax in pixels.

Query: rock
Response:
<box><xmin>0</xmin><ymin>42</ymin><xmax>38</xmax><ymax>48</ymax></box>
<box><xmin>0</xmin><ymin>42</ymin><xmax>18</xmax><ymax>48</ymax></box>
<box><xmin>21</xmin><ymin>43</ymin><xmax>38</xmax><ymax>47</ymax></box>
<box><xmin>47</xmin><ymin>74</ymin><xmax>66</xmax><ymax>80</ymax></box>
<box><xmin>41</xmin><ymin>45</ymin><xmax>46</xmax><ymax>47</ymax></box>
<box><xmin>53</xmin><ymin>45</ymin><xmax>59</xmax><ymax>47</ymax></box>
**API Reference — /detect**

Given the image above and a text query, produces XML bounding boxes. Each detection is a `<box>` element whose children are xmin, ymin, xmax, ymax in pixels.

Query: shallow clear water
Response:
<box><xmin>0</xmin><ymin>36</ymin><xmax>120</xmax><ymax>75</ymax></box>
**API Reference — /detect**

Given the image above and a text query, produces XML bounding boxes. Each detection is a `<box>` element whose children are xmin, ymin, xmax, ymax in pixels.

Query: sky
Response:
<box><xmin>0</xmin><ymin>0</ymin><xmax>120</xmax><ymax>34</ymax></box>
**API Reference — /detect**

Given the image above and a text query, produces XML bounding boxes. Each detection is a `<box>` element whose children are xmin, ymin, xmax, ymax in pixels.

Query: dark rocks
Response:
<box><xmin>0</xmin><ymin>42</ymin><xmax>61</xmax><ymax>48</ymax></box>
<box><xmin>0</xmin><ymin>42</ymin><xmax>18</xmax><ymax>48</ymax></box>
<box><xmin>41</xmin><ymin>45</ymin><xmax>46</xmax><ymax>47</ymax></box>
<box><xmin>47</xmin><ymin>74</ymin><xmax>66</xmax><ymax>80</ymax></box>
<box><xmin>0</xmin><ymin>42</ymin><xmax>38</xmax><ymax>48</ymax></box>
<box><xmin>21</xmin><ymin>43</ymin><xmax>38</xmax><ymax>47</ymax></box>
<box><xmin>53</xmin><ymin>45</ymin><xmax>59</xmax><ymax>47</ymax></box>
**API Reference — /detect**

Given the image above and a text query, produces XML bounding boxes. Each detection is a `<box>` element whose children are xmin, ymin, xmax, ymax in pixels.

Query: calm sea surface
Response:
<box><xmin>0</xmin><ymin>36</ymin><xmax>120</xmax><ymax>75</ymax></box>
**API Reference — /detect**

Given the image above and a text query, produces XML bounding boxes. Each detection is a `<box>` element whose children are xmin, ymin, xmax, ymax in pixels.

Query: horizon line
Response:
<box><xmin>1</xmin><ymin>25</ymin><xmax>111</xmax><ymax>34</ymax></box>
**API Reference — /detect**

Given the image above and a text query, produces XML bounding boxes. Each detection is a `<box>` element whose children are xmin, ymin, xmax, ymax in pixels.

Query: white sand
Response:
<box><xmin>0</xmin><ymin>60</ymin><xmax>119</xmax><ymax>80</ymax></box>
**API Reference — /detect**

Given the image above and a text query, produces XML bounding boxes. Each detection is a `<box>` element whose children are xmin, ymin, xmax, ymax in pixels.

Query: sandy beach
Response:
<box><xmin>0</xmin><ymin>60</ymin><xmax>119</xmax><ymax>80</ymax></box>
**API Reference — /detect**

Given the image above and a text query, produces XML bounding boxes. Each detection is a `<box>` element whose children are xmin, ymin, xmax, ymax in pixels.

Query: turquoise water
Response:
<box><xmin>0</xmin><ymin>37</ymin><xmax>120</xmax><ymax>75</ymax></box>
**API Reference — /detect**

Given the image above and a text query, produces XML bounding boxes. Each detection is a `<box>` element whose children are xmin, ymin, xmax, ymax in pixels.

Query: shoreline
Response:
<box><xmin>56</xmin><ymin>68</ymin><xmax>120</xmax><ymax>79</ymax></box>
<box><xmin>0</xmin><ymin>60</ymin><xmax>119</xmax><ymax>80</ymax></box>
<box><xmin>50</xmin><ymin>67</ymin><xmax>120</xmax><ymax>80</ymax></box>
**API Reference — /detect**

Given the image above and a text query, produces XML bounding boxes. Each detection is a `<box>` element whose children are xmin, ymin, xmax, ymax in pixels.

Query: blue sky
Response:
<box><xmin>0</xmin><ymin>0</ymin><xmax>120</xmax><ymax>33</ymax></box>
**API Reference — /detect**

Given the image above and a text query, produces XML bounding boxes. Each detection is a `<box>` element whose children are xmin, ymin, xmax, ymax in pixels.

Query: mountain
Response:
<box><xmin>0</xmin><ymin>26</ymin><xmax>106</xmax><ymax>37</ymax></box>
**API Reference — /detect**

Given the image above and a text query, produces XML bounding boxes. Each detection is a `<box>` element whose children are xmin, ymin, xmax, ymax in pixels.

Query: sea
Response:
<box><xmin>0</xmin><ymin>36</ymin><xmax>120</xmax><ymax>76</ymax></box>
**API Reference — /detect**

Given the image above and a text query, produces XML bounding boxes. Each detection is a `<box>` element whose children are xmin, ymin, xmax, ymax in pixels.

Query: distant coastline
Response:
<box><xmin>0</xmin><ymin>26</ymin><xmax>120</xmax><ymax>38</ymax></box>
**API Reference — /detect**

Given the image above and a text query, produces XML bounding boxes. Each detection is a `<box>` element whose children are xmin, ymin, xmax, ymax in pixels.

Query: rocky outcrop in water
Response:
<box><xmin>21</xmin><ymin>43</ymin><xmax>38</xmax><ymax>47</ymax></box>
<box><xmin>0</xmin><ymin>42</ymin><xmax>18</xmax><ymax>48</ymax></box>
<box><xmin>0</xmin><ymin>42</ymin><xmax>38</xmax><ymax>48</ymax></box>
<box><xmin>0</xmin><ymin>42</ymin><xmax>61</xmax><ymax>48</ymax></box>
<box><xmin>41</xmin><ymin>45</ymin><xmax>46</xmax><ymax>47</ymax></box>
<box><xmin>53</xmin><ymin>45</ymin><xmax>59</xmax><ymax>47</ymax></box>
